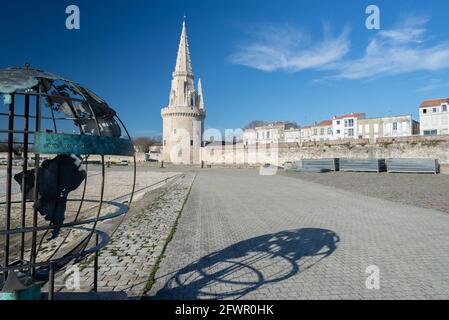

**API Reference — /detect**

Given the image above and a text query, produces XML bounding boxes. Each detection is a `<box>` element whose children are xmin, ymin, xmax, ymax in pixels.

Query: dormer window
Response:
<box><xmin>443</xmin><ymin>105</ymin><xmax>448</xmax><ymax>112</ymax></box>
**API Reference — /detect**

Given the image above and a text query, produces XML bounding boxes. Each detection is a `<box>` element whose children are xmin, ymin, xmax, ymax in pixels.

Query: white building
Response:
<box><xmin>243</xmin><ymin>122</ymin><xmax>299</xmax><ymax>145</ymax></box>
<box><xmin>161</xmin><ymin>19</ymin><xmax>206</xmax><ymax>164</ymax></box>
<box><xmin>358</xmin><ymin>115</ymin><xmax>419</xmax><ymax>142</ymax></box>
<box><xmin>419</xmin><ymin>98</ymin><xmax>449</xmax><ymax>136</ymax></box>
<box><xmin>284</xmin><ymin>128</ymin><xmax>301</xmax><ymax>143</ymax></box>
<box><xmin>332</xmin><ymin>113</ymin><xmax>366</xmax><ymax>140</ymax></box>
<box><xmin>309</xmin><ymin>120</ymin><xmax>333</xmax><ymax>142</ymax></box>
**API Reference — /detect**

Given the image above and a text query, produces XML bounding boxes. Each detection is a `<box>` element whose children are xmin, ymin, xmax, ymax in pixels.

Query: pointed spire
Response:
<box><xmin>174</xmin><ymin>17</ymin><xmax>193</xmax><ymax>77</ymax></box>
<box><xmin>198</xmin><ymin>78</ymin><xmax>205</xmax><ymax>109</ymax></box>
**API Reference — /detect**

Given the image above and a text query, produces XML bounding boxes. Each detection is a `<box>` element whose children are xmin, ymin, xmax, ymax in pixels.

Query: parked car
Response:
<box><xmin>119</xmin><ymin>160</ymin><xmax>129</xmax><ymax>166</ymax></box>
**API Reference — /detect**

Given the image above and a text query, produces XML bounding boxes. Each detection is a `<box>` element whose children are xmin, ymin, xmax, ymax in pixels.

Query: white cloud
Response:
<box><xmin>231</xmin><ymin>16</ymin><xmax>449</xmax><ymax>80</ymax></box>
<box><xmin>333</xmin><ymin>16</ymin><xmax>449</xmax><ymax>79</ymax></box>
<box><xmin>229</xmin><ymin>24</ymin><xmax>351</xmax><ymax>72</ymax></box>
<box><xmin>417</xmin><ymin>78</ymin><xmax>449</xmax><ymax>92</ymax></box>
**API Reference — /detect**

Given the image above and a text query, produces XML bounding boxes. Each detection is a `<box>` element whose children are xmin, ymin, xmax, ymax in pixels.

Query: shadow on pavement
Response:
<box><xmin>152</xmin><ymin>228</ymin><xmax>340</xmax><ymax>300</ymax></box>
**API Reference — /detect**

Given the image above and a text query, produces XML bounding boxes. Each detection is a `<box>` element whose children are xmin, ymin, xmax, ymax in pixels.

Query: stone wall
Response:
<box><xmin>201</xmin><ymin>135</ymin><xmax>449</xmax><ymax>166</ymax></box>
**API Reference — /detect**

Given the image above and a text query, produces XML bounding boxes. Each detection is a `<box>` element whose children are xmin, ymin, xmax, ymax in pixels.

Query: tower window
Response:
<box><xmin>190</xmin><ymin>140</ymin><xmax>193</xmax><ymax>146</ymax></box>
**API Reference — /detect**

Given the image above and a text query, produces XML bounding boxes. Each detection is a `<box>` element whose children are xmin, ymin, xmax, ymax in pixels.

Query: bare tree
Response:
<box><xmin>243</xmin><ymin>120</ymin><xmax>268</xmax><ymax>130</ymax></box>
<box><xmin>133</xmin><ymin>136</ymin><xmax>162</xmax><ymax>153</ymax></box>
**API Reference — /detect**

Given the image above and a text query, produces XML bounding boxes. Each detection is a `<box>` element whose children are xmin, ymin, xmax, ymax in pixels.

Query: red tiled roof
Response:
<box><xmin>302</xmin><ymin>120</ymin><xmax>332</xmax><ymax>129</ymax></box>
<box><xmin>333</xmin><ymin>113</ymin><xmax>365</xmax><ymax>120</ymax></box>
<box><xmin>420</xmin><ymin>98</ymin><xmax>449</xmax><ymax>108</ymax></box>
<box><xmin>315</xmin><ymin>120</ymin><xmax>332</xmax><ymax>127</ymax></box>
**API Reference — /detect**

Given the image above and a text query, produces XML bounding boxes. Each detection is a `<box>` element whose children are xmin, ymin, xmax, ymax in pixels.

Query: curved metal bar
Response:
<box><xmin>46</xmin><ymin>157</ymin><xmax>90</xmax><ymax>261</ymax></box>
<box><xmin>0</xmin><ymin>227</ymin><xmax>110</xmax><ymax>274</ymax></box>
<box><xmin>34</xmin><ymin>94</ymin><xmax>61</xmax><ymax>256</ymax></box>
<box><xmin>13</xmin><ymin>91</ymin><xmax>85</xmax><ymax>104</ymax></box>
<box><xmin>0</xmin><ymin>198</ymin><xmax>129</xmax><ymax>236</ymax></box>
<box><xmin>61</xmin><ymin>82</ymin><xmax>106</xmax><ymax>254</ymax></box>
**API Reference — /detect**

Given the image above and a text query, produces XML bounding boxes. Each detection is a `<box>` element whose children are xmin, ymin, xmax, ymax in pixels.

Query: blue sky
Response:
<box><xmin>1</xmin><ymin>0</ymin><xmax>449</xmax><ymax>136</ymax></box>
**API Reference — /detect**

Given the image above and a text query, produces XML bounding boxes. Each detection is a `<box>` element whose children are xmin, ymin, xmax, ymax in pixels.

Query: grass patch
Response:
<box><xmin>141</xmin><ymin>175</ymin><xmax>196</xmax><ymax>298</ymax></box>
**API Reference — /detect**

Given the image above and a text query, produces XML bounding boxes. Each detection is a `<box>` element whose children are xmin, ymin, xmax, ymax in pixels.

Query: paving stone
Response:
<box><xmin>149</xmin><ymin>169</ymin><xmax>449</xmax><ymax>300</ymax></box>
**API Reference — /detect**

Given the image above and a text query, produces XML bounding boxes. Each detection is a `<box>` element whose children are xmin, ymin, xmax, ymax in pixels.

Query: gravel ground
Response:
<box><xmin>280</xmin><ymin>170</ymin><xmax>449</xmax><ymax>214</ymax></box>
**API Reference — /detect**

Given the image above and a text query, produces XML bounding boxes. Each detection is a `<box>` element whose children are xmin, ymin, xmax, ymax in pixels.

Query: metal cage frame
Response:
<box><xmin>0</xmin><ymin>67</ymin><xmax>137</xmax><ymax>300</ymax></box>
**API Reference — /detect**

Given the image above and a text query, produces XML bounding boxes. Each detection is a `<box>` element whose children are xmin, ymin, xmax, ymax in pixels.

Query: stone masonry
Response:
<box><xmin>49</xmin><ymin>171</ymin><xmax>195</xmax><ymax>298</ymax></box>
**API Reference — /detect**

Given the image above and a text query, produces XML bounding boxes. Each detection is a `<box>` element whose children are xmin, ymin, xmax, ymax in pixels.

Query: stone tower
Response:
<box><xmin>161</xmin><ymin>18</ymin><xmax>206</xmax><ymax>164</ymax></box>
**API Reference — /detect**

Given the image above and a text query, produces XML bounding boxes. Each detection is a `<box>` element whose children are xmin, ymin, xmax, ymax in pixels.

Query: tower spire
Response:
<box><xmin>198</xmin><ymin>78</ymin><xmax>205</xmax><ymax>110</ymax></box>
<box><xmin>174</xmin><ymin>17</ymin><xmax>193</xmax><ymax>77</ymax></box>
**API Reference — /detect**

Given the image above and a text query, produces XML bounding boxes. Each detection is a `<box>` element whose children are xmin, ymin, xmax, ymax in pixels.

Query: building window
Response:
<box><xmin>336</xmin><ymin>121</ymin><xmax>340</xmax><ymax>125</ymax></box>
<box><xmin>347</xmin><ymin>128</ymin><xmax>354</xmax><ymax>137</ymax></box>
<box><xmin>443</xmin><ymin>105</ymin><xmax>448</xmax><ymax>112</ymax></box>
<box><xmin>345</xmin><ymin>119</ymin><xmax>354</xmax><ymax>127</ymax></box>
<box><xmin>337</xmin><ymin>130</ymin><xmax>340</xmax><ymax>134</ymax></box>
<box><xmin>433</xmin><ymin>108</ymin><xmax>438</xmax><ymax>113</ymax></box>
<box><xmin>164</xmin><ymin>140</ymin><xmax>166</xmax><ymax>146</ymax></box>
<box><xmin>423</xmin><ymin>109</ymin><xmax>427</xmax><ymax>114</ymax></box>
<box><xmin>393</xmin><ymin>122</ymin><xmax>398</xmax><ymax>131</ymax></box>
<box><xmin>267</xmin><ymin>132</ymin><xmax>270</xmax><ymax>139</ymax></box>
<box><xmin>190</xmin><ymin>140</ymin><xmax>193</xmax><ymax>146</ymax></box>
<box><xmin>173</xmin><ymin>129</ymin><xmax>177</xmax><ymax>134</ymax></box>
<box><xmin>313</xmin><ymin>128</ymin><xmax>318</xmax><ymax>135</ymax></box>
<box><xmin>424</xmin><ymin>130</ymin><xmax>438</xmax><ymax>136</ymax></box>
<box><xmin>320</xmin><ymin>128</ymin><xmax>325</xmax><ymax>135</ymax></box>
<box><xmin>327</xmin><ymin>128</ymin><xmax>332</xmax><ymax>135</ymax></box>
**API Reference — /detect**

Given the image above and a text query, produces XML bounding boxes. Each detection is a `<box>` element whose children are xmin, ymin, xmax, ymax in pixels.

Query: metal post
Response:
<box><xmin>31</xmin><ymin>93</ymin><xmax>41</xmax><ymax>277</ymax></box>
<box><xmin>93</xmin><ymin>234</ymin><xmax>99</xmax><ymax>292</ymax></box>
<box><xmin>20</xmin><ymin>95</ymin><xmax>30</xmax><ymax>261</ymax></box>
<box><xmin>48</xmin><ymin>262</ymin><xmax>55</xmax><ymax>300</ymax></box>
<box><xmin>4</xmin><ymin>95</ymin><xmax>15</xmax><ymax>282</ymax></box>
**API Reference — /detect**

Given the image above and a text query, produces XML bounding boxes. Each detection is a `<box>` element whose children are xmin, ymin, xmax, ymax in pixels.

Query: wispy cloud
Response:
<box><xmin>231</xmin><ymin>16</ymin><xmax>449</xmax><ymax>80</ymax></box>
<box><xmin>417</xmin><ymin>78</ymin><xmax>449</xmax><ymax>92</ymax></box>
<box><xmin>229</xmin><ymin>24</ymin><xmax>350</xmax><ymax>72</ymax></box>
<box><xmin>333</xmin><ymin>16</ymin><xmax>449</xmax><ymax>79</ymax></box>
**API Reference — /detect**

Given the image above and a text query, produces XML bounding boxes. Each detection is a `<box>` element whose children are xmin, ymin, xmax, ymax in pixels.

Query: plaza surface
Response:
<box><xmin>149</xmin><ymin>168</ymin><xmax>449</xmax><ymax>300</ymax></box>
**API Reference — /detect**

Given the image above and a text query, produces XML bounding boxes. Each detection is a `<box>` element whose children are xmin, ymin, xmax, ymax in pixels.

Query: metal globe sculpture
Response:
<box><xmin>0</xmin><ymin>66</ymin><xmax>136</xmax><ymax>299</ymax></box>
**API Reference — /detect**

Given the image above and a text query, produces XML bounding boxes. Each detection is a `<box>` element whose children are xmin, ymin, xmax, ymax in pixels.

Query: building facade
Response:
<box><xmin>358</xmin><ymin>115</ymin><xmax>419</xmax><ymax>142</ymax></box>
<box><xmin>332</xmin><ymin>113</ymin><xmax>366</xmax><ymax>140</ymax></box>
<box><xmin>243</xmin><ymin>122</ymin><xmax>298</xmax><ymax>145</ymax></box>
<box><xmin>242</xmin><ymin>113</ymin><xmax>419</xmax><ymax>146</ymax></box>
<box><xmin>161</xmin><ymin>19</ymin><xmax>206</xmax><ymax>164</ymax></box>
<box><xmin>420</xmin><ymin>98</ymin><xmax>449</xmax><ymax>136</ymax></box>
<box><xmin>284</xmin><ymin>128</ymin><xmax>301</xmax><ymax>143</ymax></box>
<box><xmin>309</xmin><ymin>120</ymin><xmax>333</xmax><ymax>142</ymax></box>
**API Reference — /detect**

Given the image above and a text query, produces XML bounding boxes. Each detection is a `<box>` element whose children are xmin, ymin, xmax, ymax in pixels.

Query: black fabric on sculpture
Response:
<box><xmin>14</xmin><ymin>155</ymin><xmax>86</xmax><ymax>240</ymax></box>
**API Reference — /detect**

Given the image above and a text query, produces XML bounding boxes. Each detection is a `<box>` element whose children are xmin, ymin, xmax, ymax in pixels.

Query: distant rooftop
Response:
<box><xmin>420</xmin><ymin>98</ymin><xmax>449</xmax><ymax>108</ymax></box>
<box><xmin>333</xmin><ymin>112</ymin><xmax>366</xmax><ymax>120</ymax></box>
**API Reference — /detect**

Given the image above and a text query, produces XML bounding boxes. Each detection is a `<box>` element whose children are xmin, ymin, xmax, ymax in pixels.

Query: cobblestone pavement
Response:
<box><xmin>149</xmin><ymin>169</ymin><xmax>449</xmax><ymax>300</ymax></box>
<box><xmin>280</xmin><ymin>171</ymin><xmax>449</xmax><ymax>214</ymax></box>
<box><xmin>50</xmin><ymin>171</ymin><xmax>195</xmax><ymax>299</ymax></box>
